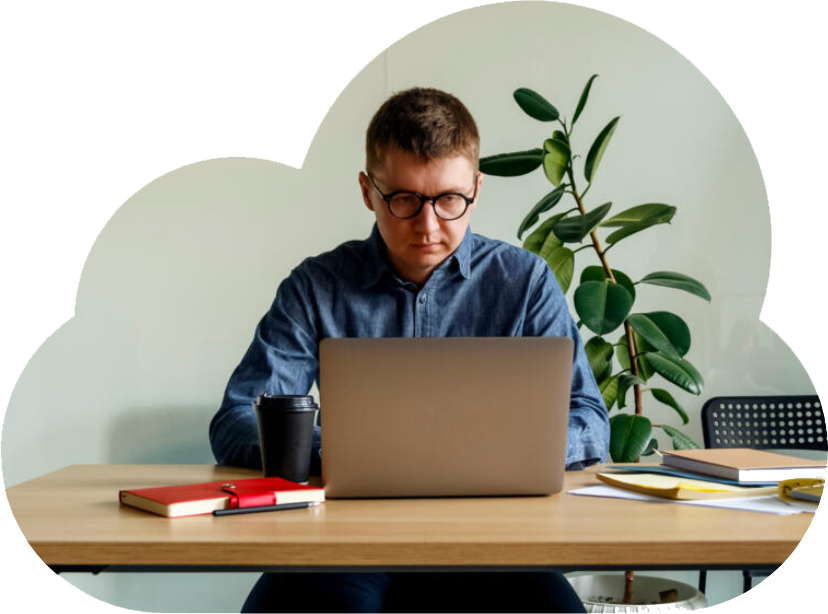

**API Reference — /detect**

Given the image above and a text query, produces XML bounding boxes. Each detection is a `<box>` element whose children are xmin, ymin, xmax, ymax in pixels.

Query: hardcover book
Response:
<box><xmin>660</xmin><ymin>448</ymin><xmax>826</xmax><ymax>484</ymax></box>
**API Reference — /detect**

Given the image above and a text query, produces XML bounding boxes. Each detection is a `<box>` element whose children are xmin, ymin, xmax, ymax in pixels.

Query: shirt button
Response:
<box><xmin>419</xmin><ymin>295</ymin><xmax>427</xmax><ymax>304</ymax></box>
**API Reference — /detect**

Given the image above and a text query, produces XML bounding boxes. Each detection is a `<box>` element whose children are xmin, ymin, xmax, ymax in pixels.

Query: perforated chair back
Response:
<box><xmin>701</xmin><ymin>395</ymin><xmax>826</xmax><ymax>451</ymax></box>
<box><xmin>698</xmin><ymin>395</ymin><xmax>825</xmax><ymax>594</ymax></box>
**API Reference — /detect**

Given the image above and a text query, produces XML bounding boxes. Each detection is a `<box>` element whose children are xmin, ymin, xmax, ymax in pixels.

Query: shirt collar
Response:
<box><xmin>361</xmin><ymin>224</ymin><xmax>391</xmax><ymax>289</ymax></box>
<box><xmin>361</xmin><ymin>223</ymin><xmax>474</xmax><ymax>289</ymax></box>
<box><xmin>452</xmin><ymin>225</ymin><xmax>473</xmax><ymax>279</ymax></box>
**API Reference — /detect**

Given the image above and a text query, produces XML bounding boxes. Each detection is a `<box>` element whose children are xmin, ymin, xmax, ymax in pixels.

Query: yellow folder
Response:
<box><xmin>596</xmin><ymin>472</ymin><xmax>778</xmax><ymax>501</ymax></box>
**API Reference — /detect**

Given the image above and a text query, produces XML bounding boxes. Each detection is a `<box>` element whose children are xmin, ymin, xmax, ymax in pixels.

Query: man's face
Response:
<box><xmin>359</xmin><ymin>149</ymin><xmax>482</xmax><ymax>286</ymax></box>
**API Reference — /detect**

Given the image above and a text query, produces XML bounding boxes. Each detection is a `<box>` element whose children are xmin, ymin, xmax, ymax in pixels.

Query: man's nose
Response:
<box><xmin>413</xmin><ymin>200</ymin><xmax>441</xmax><ymax>232</ymax></box>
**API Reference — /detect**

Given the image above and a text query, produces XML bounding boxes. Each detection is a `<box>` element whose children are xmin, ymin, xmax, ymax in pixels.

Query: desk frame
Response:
<box><xmin>48</xmin><ymin>563</ymin><xmax>779</xmax><ymax>575</ymax></box>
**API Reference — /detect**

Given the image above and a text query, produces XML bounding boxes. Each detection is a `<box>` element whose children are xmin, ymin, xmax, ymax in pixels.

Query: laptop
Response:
<box><xmin>319</xmin><ymin>337</ymin><xmax>573</xmax><ymax>498</ymax></box>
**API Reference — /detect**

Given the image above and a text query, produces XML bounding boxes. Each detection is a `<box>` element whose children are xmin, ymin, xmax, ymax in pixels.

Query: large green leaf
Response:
<box><xmin>544</xmin><ymin>246</ymin><xmax>575</xmax><ymax>293</ymax></box>
<box><xmin>572</xmin><ymin>74</ymin><xmax>598</xmax><ymax>126</ymax></box>
<box><xmin>517</xmin><ymin>184</ymin><xmax>567</xmax><ymax>239</ymax></box>
<box><xmin>543</xmin><ymin>138</ymin><xmax>570</xmax><ymax>186</ymax></box>
<box><xmin>522</xmin><ymin>216</ymin><xmax>560</xmax><ymax>254</ymax></box>
<box><xmin>601</xmin><ymin>203</ymin><xmax>676</xmax><ymax>226</ymax></box>
<box><xmin>645</xmin><ymin>352</ymin><xmax>705</xmax><ymax>395</ymax></box>
<box><xmin>649</xmin><ymin>389</ymin><xmax>689</xmax><ymax>424</ymax></box>
<box><xmin>574</xmin><ymin>280</ymin><xmax>633</xmax><ymax>335</ymax></box>
<box><xmin>597</xmin><ymin>360</ymin><xmax>613</xmax><ymax>385</ymax></box>
<box><xmin>617</xmin><ymin>373</ymin><xmax>645</xmax><ymax>409</ymax></box>
<box><xmin>641</xmin><ymin>312</ymin><xmax>691</xmax><ymax>357</ymax></box>
<box><xmin>617</xmin><ymin>333</ymin><xmax>655</xmax><ymax>381</ymax></box>
<box><xmin>599</xmin><ymin>375</ymin><xmax>619</xmax><ymax>410</ymax></box>
<box><xmin>601</xmin><ymin>202</ymin><xmax>677</xmax><ymax>246</ymax></box>
<box><xmin>638</xmin><ymin>271</ymin><xmax>711</xmax><ymax>301</ymax></box>
<box><xmin>538</xmin><ymin>215</ymin><xmax>569</xmax><ymax>260</ymax></box>
<box><xmin>514</xmin><ymin>88</ymin><xmax>559</xmax><ymax>121</ymax></box>
<box><xmin>552</xmin><ymin>202</ymin><xmax>612</xmax><ymax>243</ymax></box>
<box><xmin>584</xmin><ymin>116</ymin><xmax>620</xmax><ymax>183</ymax></box>
<box><xmin>523</xmin><ymin>212</ymin><xmax>569</xmax><ymax>261</ymax></box>
<box><xmin>610</xmin><ymin>414</ymin><xmax>653</xmax><ymax>462</ymax></box>
<box><xmin>580</xmin><ymin>266</ymin><xmax>636</xmax><ymax>302</ymax></box>
<box><xmin>642</xmin><ymin>438</ymin><xmax>659</xmax><ymax>456</ymax></box>
<box><xmin>657</xmin><ymin>424</ymin><xmax>701</xmax><ymax>450</ymax></box>
<box><xmin>627</xmin><ymin>314</ymin><xmax>681</xmax><ymax>360</ymax></box>
<box><xmin>605</xmin><ymin>212</ymin><xmax>675</xmax><ymax>245</ymax></box>
<box><xmin>585</xmin><ymin>336</ymin><xmax>614</xmax><ymax>382</ymax></box>
<box><xmin>623</xmin><ymin>318</ymin><xmax>687</xmax><ymax>360</ymax></box>
<box><xmin>480</xmin><ymin>149</ymin><xmax>544</xmax><ymax>177</ymax></box>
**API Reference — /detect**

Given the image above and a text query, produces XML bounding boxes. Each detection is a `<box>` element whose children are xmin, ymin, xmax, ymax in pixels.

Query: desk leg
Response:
<box><xmin>50</xmin><ymin>566</ymin><xmax>108</xmax><ymax>575</ymax></box>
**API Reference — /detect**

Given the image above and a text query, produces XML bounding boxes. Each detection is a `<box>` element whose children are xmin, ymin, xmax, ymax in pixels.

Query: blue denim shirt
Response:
<box><xmin>210</xmin><ymin>224</ymin><xmax>609</xmax><ymax>474</ymax></box>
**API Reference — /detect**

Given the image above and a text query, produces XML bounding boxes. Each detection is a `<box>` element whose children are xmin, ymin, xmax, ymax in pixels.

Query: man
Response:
<box><xmin>210</xmin><ymin>87</ymin><xmax>609</xmax><ymax>613</ymax></box>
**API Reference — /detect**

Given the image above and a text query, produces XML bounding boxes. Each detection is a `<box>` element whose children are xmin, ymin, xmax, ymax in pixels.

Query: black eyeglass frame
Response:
<box><xmin>366</xmin><ymin>173</ymin><xmax>479</xmax><ymax>221</ymax></box>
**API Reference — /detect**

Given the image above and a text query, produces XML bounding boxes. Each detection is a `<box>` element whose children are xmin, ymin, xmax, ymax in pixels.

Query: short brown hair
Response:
<box><xmin>366</xmin><ymin>87</ymin><xmax>480</xmax><ymax>172</ymax></box>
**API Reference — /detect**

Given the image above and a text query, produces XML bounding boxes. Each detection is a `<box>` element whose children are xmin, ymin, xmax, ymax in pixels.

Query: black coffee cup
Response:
<box><xmin>254</xmin><ymin>394</ymin><xmax>318</xmax><ymax>483</ymax></box>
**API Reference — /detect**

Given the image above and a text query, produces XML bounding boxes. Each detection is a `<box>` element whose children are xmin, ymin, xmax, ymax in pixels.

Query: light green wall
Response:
<box><xmin>2</xmin><ymin>2</ymin><xmax>815</xmax><ymax>611</ymax></box>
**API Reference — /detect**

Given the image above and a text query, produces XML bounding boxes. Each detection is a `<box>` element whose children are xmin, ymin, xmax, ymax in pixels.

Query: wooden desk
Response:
<box><xmin>6</xmin><ymin>464</ymin><xmax>813</xmax><ymax>573</ymax></box>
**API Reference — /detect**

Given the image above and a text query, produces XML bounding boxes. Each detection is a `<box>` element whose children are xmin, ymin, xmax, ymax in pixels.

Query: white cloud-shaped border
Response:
<box><xmin>1</xmin><ymin>2</ymin><xmax>825</xmax><ymax>613</ymax></box>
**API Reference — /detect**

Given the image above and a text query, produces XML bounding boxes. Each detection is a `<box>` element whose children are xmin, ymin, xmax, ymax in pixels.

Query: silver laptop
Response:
<box><xmin>319</xmin><ymin>337</ymin><xmax>573</xmax><ymax>498</ymax></box>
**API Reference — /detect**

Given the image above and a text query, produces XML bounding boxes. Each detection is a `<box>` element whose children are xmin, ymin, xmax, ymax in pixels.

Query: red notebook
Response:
<box><xmin>119</xmin><ymin>476</ymin><xmax>325</xmax><ymax>518</ymax></box>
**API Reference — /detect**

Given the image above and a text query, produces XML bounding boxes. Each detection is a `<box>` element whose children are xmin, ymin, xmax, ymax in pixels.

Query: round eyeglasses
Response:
<box><xmin>367</xmin><ymin>173</ymin><xmax>479</xmax><ymax>221</ymax></box>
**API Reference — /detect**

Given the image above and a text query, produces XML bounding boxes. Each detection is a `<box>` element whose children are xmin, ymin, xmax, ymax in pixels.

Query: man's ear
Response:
<box><xmin>359</xmin><ymin>172</ymin><xmax>375</xmax><ymax>212</ymax></box>
<box><xmin>468</xmin><ymin>172</ymin><xmax>483</xmax><ymax>213</ymax></box>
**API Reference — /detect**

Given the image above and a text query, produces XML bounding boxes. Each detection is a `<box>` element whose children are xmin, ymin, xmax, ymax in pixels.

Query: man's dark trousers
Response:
<box><xmin>241</xmin><ymin>570</ymin><xmax>587</xmax><ymax>613</ymax></box>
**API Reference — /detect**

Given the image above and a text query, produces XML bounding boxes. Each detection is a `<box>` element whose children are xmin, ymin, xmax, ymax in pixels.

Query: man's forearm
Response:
<box><xmin>209</xmin><ymin>404</ymin><xmax>323</xmax><ymax>476</ymax></box>
<box><xmin>209</xmin><ymin>405</ymin><xmax>262</xmax><ymax>469</ymax></box>
<box><xmin>565</xmin><ymin>396</ymin><xmax>610</xmax><ymax>470</ymax></box>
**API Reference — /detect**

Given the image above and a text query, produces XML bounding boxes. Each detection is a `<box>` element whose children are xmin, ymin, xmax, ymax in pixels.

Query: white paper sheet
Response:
<box><xmin>568</xmin><ymin>485</ymin><xmax>816</xmax><ymax>515</ymax></box>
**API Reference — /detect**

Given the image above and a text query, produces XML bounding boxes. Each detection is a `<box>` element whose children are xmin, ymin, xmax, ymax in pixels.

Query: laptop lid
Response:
<box><xmin>320</xmin><ymin>337</ymin><xmax>573</xmax><ymax>498</ymax></box>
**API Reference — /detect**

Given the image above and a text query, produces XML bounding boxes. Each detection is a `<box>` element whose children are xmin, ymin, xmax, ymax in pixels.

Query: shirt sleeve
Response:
<box><xmin>209</xmin><ymin>265</ymin><xmax>323</xmax><ymax>475</ymax></box>
<box><xmin>521</xmin><ymin>259</ymin><xmax>610</xmax><ymax>470</ymax></box>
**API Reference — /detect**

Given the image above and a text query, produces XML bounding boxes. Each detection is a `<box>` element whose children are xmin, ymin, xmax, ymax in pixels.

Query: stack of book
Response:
<box><xmin>597</xmin><ymin>448</ymin><xmax>826</xmax><ymax>502</ymax></box>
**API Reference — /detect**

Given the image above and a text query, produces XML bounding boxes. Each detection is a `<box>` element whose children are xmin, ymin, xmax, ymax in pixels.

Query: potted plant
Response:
<box><xmin>479</xmin><ymin>76</ymin><xmax>711</xmax><ymax>609</ymax></box>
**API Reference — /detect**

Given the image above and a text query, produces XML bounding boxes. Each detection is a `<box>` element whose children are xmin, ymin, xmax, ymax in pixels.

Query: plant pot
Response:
<box><xmin>566</xmin><ymin>573</ymin><xmax>707</xmax><ymax>613</ymax></box>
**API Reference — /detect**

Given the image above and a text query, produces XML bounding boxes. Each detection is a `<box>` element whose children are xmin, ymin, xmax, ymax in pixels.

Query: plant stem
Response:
<box><xmin>624</xmin><ymin>321</ymin><xmax>643</xmax><ymax>418</ymax></box>
<box><xmin>623</xmin><ymin>570</ymin><xmax>635</xmax><ymax>604</ymax></box>
<box><xmin>561</xmin><ymin>94</ymin><xmax>641</xmax><ymax>609</ymax></box>
<box><xmin>565</xmin><ymin>168</ymin><xmax>613</xmax><ymax>282</ymax></box>
<box><xmin>564</xmin><ymin>168</ymin><xmax>644</xmax><ymax>424</ymax></box>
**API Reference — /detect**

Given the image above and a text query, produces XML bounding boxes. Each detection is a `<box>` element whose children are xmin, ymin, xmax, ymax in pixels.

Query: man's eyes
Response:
<box><xmin>392</xmin><ymin>194</ymin><xmax>420</xmax><ymax>204</ymax></box>
<box><xmin>438</xmin><ymin>194</ymin><xmax>462</xmax><ymax>203</ymax></box>
<box><xmin>390</xmin><ymin>193</ymin><xmax>464</xmax><ymax>204</ymax></box>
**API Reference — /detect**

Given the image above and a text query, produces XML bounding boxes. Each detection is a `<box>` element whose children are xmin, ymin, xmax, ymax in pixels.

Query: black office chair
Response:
<box><xmin>697</xmin><ymin>395</ymin><xmax>826</xmax><ymax>594</ymax></box>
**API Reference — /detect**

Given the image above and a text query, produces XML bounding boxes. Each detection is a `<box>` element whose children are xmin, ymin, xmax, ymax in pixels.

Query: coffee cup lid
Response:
<box><xmin>256</xmin><ymin>394</ymin><xmax>318</xmax><ymax>410</ymax></box>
